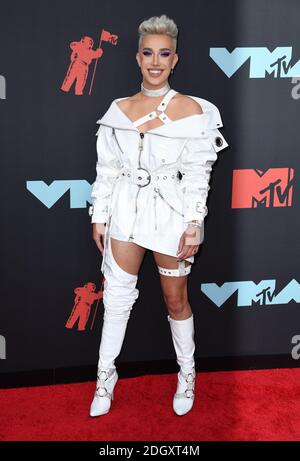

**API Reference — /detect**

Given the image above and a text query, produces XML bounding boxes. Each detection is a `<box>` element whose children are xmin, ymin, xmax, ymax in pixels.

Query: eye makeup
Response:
<box><xmin>142</xmin><ymin>48</ymin><xmax>173</xmax><ymax>58</ymax></box>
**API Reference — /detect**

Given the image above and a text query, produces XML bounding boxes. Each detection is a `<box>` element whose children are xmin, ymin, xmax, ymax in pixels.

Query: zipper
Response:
<box><xmin>128</xmin><ymin>132</ymin><xmax>145</xmax><ymax>240</ymax></box>
<box><xmin>101</xmin><ymin>211</ymin><xmax>112</xmax><ymax>273</ymax></box>
<box><xmin>154</xmin><ymin>187</ymin><xmax>184</xmax><ymax>217</ymax></box>
<box><xmin>112</xmin><ymin>127</ymin><xmax>123</xmax><ymax>154</ymax></box>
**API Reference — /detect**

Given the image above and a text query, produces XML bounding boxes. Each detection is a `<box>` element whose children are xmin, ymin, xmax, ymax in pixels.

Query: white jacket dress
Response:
<box><xmin>89</xmin><ymin>89</ymin><xmax>229</xmax><ymax>274</ymax></box>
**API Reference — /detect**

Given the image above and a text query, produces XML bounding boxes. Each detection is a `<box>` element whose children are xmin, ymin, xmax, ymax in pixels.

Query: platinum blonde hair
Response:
<box><xmin>137</xmin><ymin>14</ymin><xmax>178</xmax><ymax>51</ymax></box>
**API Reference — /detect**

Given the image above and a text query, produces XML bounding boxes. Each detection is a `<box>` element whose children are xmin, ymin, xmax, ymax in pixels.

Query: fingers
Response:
<box><xmin>95</xmin><ymin>236</ymin><xmax>104</xmax><ymax>254</ymax></box>
<box><xmin>177</xmin><ymin>234</ymin><xmax>184</xmax><ymax>256</ymax></box>
<box><xmin>177</xmin><ymin>245</ymin><xmax>199</xmax><ymax>261</ymax></box>
<box><xmin>92</xmin><ymin>226</ymin><xmax>104</xmax><ymax>254</ymax></box>
<box><xmin>177</xmin><ymin>228</ymin><xmax>200</xmax><ymax>260</ymax></box>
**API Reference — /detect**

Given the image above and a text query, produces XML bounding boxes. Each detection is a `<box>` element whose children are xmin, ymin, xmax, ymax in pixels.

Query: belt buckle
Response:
<box><xmin>136</xmin><ymin>167</ymin><xmax>151</xmax><ymax>187</ymax></box>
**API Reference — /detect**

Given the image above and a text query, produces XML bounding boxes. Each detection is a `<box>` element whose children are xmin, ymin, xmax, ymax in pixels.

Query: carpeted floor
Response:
<box><xmin>1</xmin><ymin>368</ymin><xmax>300</xmax><ymax>441</ymax></box>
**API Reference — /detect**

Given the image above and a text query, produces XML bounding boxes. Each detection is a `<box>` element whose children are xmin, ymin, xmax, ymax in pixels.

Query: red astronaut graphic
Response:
<box><xmin>61</xmin><ymin>36</ymin><xmax>103</xmax><ymax>95</ymax></box>
<box><xmin>65</xmin><ymin>282</ymin><xmax>103</xmax><ymax>331</ymax></box>
<box><xmin>61</xmin><ymin>29</ymin><xmax>118</xmax><ymax>96</ymax></box>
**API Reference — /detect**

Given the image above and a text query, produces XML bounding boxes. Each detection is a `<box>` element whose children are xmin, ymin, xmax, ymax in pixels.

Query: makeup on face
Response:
<box><xmin>141</xmin><ymin>47</ymin><xmax>173</xmax><ymax>58</ymax></box>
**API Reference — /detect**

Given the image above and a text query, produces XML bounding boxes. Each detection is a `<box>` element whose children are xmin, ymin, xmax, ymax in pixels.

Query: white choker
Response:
<box><xmin>141</xmin><ymin>81</ymin><xmax>171</xmax><ymax>97</ymax></box>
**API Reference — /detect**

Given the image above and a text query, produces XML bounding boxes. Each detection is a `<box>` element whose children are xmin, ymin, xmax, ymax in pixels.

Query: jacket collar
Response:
<box><xmin>96</xmin><ymin>95</ymin><xmax>224</xmax><ymax>138</ymax></box>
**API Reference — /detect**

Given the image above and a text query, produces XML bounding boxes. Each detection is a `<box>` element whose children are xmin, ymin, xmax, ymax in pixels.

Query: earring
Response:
<box><xmin>171</xmin><ymin>68</ymin><xmax>174</xmax><ymax>74</ymax></box>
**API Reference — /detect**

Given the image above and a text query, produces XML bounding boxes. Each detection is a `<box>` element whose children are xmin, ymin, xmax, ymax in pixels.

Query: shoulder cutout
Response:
<box><xmin>116</xmin><ymin>99</ymin><xmax>130</xmax><ymax>110</ymax></box>
<box><xmin>181</xmin><ymin>95</ymin><xmax>204</xmax><ymax>115</ymax></box>
<box><xmin>171</xmin><ymin>94</ymin><xmax>204</xmax><ymax>118</ymax></box>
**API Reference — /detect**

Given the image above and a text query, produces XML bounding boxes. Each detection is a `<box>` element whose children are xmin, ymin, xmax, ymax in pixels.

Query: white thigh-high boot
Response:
<box><xmin>168</xmin><ymin>314</ymin><xmax>196</xmax><ymax>416</ymax></box>
<box><xmin>90</xmin><ymin>237</ymin><xmax>139</xmax><ymax>417</ymax></box>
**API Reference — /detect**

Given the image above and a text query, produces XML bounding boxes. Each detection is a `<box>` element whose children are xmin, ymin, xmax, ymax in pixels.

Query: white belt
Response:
<box><xmin>118</xmin><ymin>167</ymin><xmax>179</xmax><ymax>188</ymax></box>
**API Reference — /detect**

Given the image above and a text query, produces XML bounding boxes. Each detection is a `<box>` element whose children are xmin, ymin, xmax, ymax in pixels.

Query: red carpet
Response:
<box><xmin>1</xmin><ymin>368</ymin><xmax>300</xmax><ymax>441</ymax></box>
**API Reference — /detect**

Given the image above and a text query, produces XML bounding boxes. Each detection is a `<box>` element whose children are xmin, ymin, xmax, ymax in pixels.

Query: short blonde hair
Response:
<box><xmin>138</xmin><ymin>14</ymin><xmax>178</xmax><ymax>51</ymax></box>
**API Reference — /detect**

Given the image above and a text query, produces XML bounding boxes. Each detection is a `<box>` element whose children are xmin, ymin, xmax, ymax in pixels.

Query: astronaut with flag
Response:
<box><xmin>61</xmin><ymin>29</ymin><xmax>118</xmax><ymax>96</ymax></box>
<box><xmin>61</xmin><ymin>36</ymin><xmax>103</xmax><ymax>95</ymax></box>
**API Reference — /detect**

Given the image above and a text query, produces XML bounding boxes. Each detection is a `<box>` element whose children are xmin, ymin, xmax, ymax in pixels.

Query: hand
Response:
<box><xmin>92</xmin><ymin>223</ymin><xmax>106</xmax><ymax>254</ymax></box>
<box><xmin>96</xmin><ymin>47</ymin><xmax>103</xmax><ymax>58</ymax></box>
<box><xmin>176</xmin><ymin>226</ymin><xmax>201</xmax><ymax>260</ymax></box>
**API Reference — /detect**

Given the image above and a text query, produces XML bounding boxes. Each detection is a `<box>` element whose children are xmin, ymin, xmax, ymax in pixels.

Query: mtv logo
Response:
<box><xmin>201</xmin><ymin>278</ymin><xmax>299</xmax><ymax>308</ymax></box>
<box><xmin>209</xmin><ymin>47</ymin><xmax>300</xmax><ymax>78</ymax></box>
<box><xmin>232</xmin><ymin>168</ymin><xmax>294</xmax><ymax>208</ymax></box>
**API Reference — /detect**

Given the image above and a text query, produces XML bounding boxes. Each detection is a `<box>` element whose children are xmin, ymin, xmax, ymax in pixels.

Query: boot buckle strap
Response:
<box><xmin>97</xmin><ymin>369</ymin><xmax>115</xmax><ymax>381</ymax></box>
<box><xmin>96</xmin><ymin>386</ymin><xmax>112</xmax><ymax>399</ymax></box>
<box><xmin>175</xmin><ymin>389</ymin><xmax>194</xmax><ymax>399</ymax></box>
<box><xmin>174</xmin><ymin>370</ymin><xmax>195</xmax><ymax>399</ymax></box>
<box><xmin>95</xmin><ymin>369</ymin><xmax>115</xmax><ymax>399</ymax></box>
<box><xmin>180</xmin><ymin>370</ymin><xmax>196</xmax><ymax>380</ymax></box>
<box><xmin>184</xmin><ymin>389</ymin><xmax>194</xmax><ymax>398</ymax></box>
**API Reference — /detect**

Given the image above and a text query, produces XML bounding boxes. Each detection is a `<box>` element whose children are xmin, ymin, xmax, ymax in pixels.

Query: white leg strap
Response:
<box><xmin>158</xmin><ymin>260</ymin><xmax>192</xmax><ymax>277</ymax></box>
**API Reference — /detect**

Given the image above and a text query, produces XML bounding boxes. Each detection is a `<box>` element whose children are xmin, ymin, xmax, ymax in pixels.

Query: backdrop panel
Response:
<box><xmin>0</xmin><ymin>0</ymin><xmax>299</xmax><ymax>378</ymax></box>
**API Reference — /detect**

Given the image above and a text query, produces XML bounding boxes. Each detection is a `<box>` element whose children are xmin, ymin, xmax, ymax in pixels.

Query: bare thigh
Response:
<box><xmin>110</xmin><ymin>237</ymin><xmax>146</xmax><ymax>275</ymax></box>
<box><xmin>153</xmin><ymin>251</ymin><xmax>191</xmax><ymax>299</ymax></box>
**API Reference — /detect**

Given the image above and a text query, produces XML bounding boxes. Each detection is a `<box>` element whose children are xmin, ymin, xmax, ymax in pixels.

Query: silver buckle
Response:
<box><xmin>136</xmin><ymin>168</ymin><xmax>151</xmax><ymax>187</ymax></box>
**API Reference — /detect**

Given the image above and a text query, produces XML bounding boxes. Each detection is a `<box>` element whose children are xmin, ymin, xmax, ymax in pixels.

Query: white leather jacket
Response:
<box><xmin>89</xmin><ymin>92</ymin><xmax>229</xmax><ymax>271</ymax></box>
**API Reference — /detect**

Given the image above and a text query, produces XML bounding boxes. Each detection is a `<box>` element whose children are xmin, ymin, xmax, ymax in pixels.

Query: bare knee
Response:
<box><xmin>110</xmin><ymin>237</ymin><xmax>145</xmax><ymax>275</ymax></box>
<box><xmin>163</xmin><ymin>292</ymin><xmax>189</xmax><ymax>316</ymax></box>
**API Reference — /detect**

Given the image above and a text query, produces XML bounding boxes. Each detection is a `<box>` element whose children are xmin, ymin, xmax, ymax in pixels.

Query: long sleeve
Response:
<box><xmin>179</xmin><ymin>127</ymin><xmax>229</xmax><ymax>225</ymax></box>
<box><xmin>89</xmin><ymin>123</ymin><xmax>122</xmax><ymax>224</ymax></box>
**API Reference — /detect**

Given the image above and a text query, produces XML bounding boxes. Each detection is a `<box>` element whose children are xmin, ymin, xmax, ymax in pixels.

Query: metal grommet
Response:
<box><xmin>138</xmin><ymin>176</ymin><xmax>142</xmax><ymax>180</ymax></box>
<box><xmin>161</xmin><ymin>159</ymin><xmax>165</xmax><ymax>163</ymax></box>
<box><xmin>149</xmin><ymin>114</ymin><xmax>153</xmax><ymax>117</ymax></box>
<box><xmin>215</xmin><ymin>136</ymin><xmax>223</xmax><ymax>147</ymax></box>
<box><xmin>172</xmin><ymin>175</ymin><xmax>175</xmax><ymax>178</ymax></box>
<box><xmin>163</xmin><ymin>176</ymin><xmax>167</xmax><ymax>180</ymax></box>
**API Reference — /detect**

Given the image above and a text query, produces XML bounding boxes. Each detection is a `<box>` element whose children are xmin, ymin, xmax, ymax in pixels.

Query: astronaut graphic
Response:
<box><xmin>61</xmin><ymin>36</ymin><xmax>103</xmax><ymax>95</ymax></box>
<box><xmin>65</xmin><ymin>282</ymin><xmax>103</xmax><ymax>331</ymax></box>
